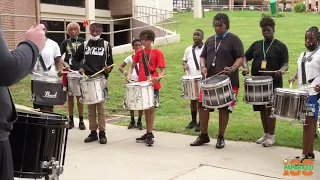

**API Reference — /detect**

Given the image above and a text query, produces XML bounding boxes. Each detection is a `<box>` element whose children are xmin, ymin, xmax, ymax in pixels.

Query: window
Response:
<box><xmin>96</xmin><ymin>0</ymin><xmax>109</xmax><ymax>10</ymax></box>
<box><xmin>41</xmin><ymin>0</ymin><xmax>85</xmax><ymax>8</ymax></box>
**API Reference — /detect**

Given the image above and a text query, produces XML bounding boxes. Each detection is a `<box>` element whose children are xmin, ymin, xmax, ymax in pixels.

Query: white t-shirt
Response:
<box><xmin>183</xmin><ymin>45</ymin><xmax>203</xmax><ymax>76</ymax></box>
<box><xmin>297</xmin><ymin>48</ymin><xmax>320</xmax><ymax>95</ymax></box>
<box><xmin>32</xmin><ymin>38</ymin><xmax>61</xmax><ymax>79</ymax></box>
<box><xmin>124</xmin><ymin>55</ymin><xmax>139</xmax><ymax>81</ymax></box>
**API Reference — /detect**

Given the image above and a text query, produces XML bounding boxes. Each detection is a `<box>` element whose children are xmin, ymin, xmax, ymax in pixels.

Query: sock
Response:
<box><xmin>69</xmin><ymin>116</ymin><xmax>74</xmax><ymax>122</ymax></box>
<box><xmin>79</xmin><ymin>116</ymin><xmax>84</xmax><ymax>122</ymax></box>
<box><xmin>137</xmin><ymin>117</ymin><xmax>142</xmax><ymax>123</ymax></box>
<box><xmin>191</xmin><ymin>111</ymin><xmax>197</xmax><ymax>122</ymax></box>
<box><xmin>201</xmin><ymin>133</ymin><xmax>207</xmax><ymax>137</ymax></box>
<box><xmin>130</xmin><ymin>117</ymin><xmax>135</xmax><ymax>122</ymax></box>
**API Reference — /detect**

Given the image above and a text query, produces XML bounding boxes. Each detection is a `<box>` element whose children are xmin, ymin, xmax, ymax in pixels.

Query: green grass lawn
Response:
<box><xmin>9</xmin><ymin>11</ymin><xmax>320</xmax><ymax>149</ymax></box>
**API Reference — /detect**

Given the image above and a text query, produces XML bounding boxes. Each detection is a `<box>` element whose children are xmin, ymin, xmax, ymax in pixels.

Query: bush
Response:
<box><xmin>261</xmin><ymin>12</ymin><xmax>285</xmax><ymax>18</ymax></box>
<box><xmin>294</xmin><ymin>2</ymin><xmax>306</xmax><ymax>13</ymax></box>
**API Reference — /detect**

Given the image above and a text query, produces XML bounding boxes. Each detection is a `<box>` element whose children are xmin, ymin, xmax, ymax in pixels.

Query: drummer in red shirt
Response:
<box><xmin>126</xmin><ymin>30</ymin><xmax>166</xmax><ymax>146</ymax></box>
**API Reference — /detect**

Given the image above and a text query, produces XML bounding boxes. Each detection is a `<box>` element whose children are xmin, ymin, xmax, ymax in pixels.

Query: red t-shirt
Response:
<box><xmin>133</xmin><ymin>48</ymin><xmax>166</xmax><ymax>90</ymax></box>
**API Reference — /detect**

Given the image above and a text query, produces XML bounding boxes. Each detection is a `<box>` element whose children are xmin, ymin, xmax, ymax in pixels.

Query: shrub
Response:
<box><xmin>294</xmin><ymin>2</ymin><xmax>306</xmax><ymax>13</ymax></box>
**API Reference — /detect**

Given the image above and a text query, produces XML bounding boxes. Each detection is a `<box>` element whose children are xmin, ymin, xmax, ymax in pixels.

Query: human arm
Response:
<box><xmin>200</xmin><ymin>41</ymin><xmax>208</xmax><ymax>77</ymax></box>
<box><xmin>242</xmin><ymin>42</ymin><xmax>255</xmax><ymax>76</ymax></box>
<box><xmin>182</xmin><ymin>48</ymin><xmax>189</xmax><ymax>72</ymax></box>
<box><xmin>119</xmin><ymin>56</ymin><xmax>129</xmax><ymax>77</ymax></box>
<box><xmin>288</xmin><ymin>70</ymin><xmax>298</xmax><ymax>83</ymax></box>
<box><xmin>104</xmin><ymin>43</ymin><xmax>114</xmax><ymax>73</ymax></box>
<box><xmin>0</xmin><ymin>30</ymin><xmax>39</xmax><ymax>86</ymax></box>
<box><xmin>72</xmin><ymin>43</ymin><xmax>84</xmax><ymax>71</ymax></box>
<box><xmin>127</xmin><ymin>50</ymin><xmax>140</xmax><ymax>82</ymax></box>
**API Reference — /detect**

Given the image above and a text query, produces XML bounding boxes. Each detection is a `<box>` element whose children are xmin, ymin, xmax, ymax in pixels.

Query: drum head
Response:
<box><xmin>67</xmin><ymin>71</ymin><xmax>82</xmax><ymax>78</ymax></box>
<box><xmin>275</xmin><ymin>88</ymin><xmax>309</xmax><ymax>96</ymax></box>
<box><xmin>202</xmin><ymin>75</ymin><xmax>230</xmax><ymax>87</ymax></box>
<box><xmin>32</xmin><ymin>75</ymin><xmax>60</xmax><ymax>83</ymax></box>
<box><xmin>181</xmin><ymin>74</ymin><xmax>202</xmax><ymax>80</ymax></box>
<box><xmin>127</xmin><ymin>81</ymin><xmax>152</xmax><ymax>87</ymax></box>
<box><xmin>244</xmin><ymin>76</ymin><xmax>273</xmax><ymax>83</ymax></box>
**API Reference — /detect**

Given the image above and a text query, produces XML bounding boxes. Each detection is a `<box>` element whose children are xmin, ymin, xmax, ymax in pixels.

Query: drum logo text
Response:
<box><xmin>283</xmin><ymin>159</ymin><xmax>314</xmax><ymax>176</ymax></box>
<box><xmin>43</xmin><ymin>91</ymin><xmax>57</xmax><ymax>98</ymax></box>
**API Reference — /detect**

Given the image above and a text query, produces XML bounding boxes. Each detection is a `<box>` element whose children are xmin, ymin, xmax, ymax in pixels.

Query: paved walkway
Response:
<box><xmin>14</xmin><ymin>105</ymin><xmax>319</xmax><ymax>180</ymax></box>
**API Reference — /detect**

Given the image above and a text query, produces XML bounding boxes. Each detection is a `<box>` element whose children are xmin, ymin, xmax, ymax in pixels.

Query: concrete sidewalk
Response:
<box><xmin>13</xmin><ymin>105</ymin><xmax>319</xmax><ymax>180</ymax></box>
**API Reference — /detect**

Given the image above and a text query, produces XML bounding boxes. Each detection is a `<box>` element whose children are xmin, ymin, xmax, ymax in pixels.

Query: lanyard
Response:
<box><xmin>212</xmin><ymin>31</ymin><xmax>229</xmax><ymax>66</ymax></box>
<box><xmin>262</xmin><ymin>39</ymin><xmax>275</xmax><ymax>60</ymax></box>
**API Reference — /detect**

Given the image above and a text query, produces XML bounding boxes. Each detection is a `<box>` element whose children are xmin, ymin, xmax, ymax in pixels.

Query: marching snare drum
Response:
<box><xmin>79</xmin><ymin>75</ymin><xmax>107</xmax><ymax>104</ymax></box>
<box><xmin>201</xmin><ymin>75</ymin><xmax>235</xmax><ymax>109</ymax></box>
<box><xmin>31</xmin><ymin>74</ymin><xmax>67</xmax><ymax>106</ymax></box>
<box><xmin>125</xmin><ymin>81</ymin><xmax>154</xmax><ymax>110</ymax></box>
<box><xmin>9</xmin><ymin>111</ymin><xmax>68</xmax><ymax>179</ymax></box>
<box><xmin>272</xmin><ymin>88</ymin><xmax>309</xmax><ymax>121</ymax></box>
<box><xmin>181</xmin><ymin>74</ymin><xmax>202</xmax><ymax>100</ymax></box>
<box><xmin>244</xmin><ymin>76</ymin><xmax>273</xmax><ymax>105</ymax></box>
<box><xmin>67</xmin><ymin>71</ymin><xmax>84</xmax><ymax>96</ymax></box>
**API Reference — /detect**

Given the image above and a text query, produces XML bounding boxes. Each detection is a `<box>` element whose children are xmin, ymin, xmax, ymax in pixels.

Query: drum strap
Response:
<box><xmin>141</xmin><ymin>50</ymin><xmax>151</xmax><ymax>77</ymax></box>
<box><xmin>132</xmin><ymin>55</ymin><xmax>139</xmax><ymax>75</ymax></box>
<box><xmin>191</xmin><ymin>45</ymin><xmax>200</xmax><ymax>70</ymax></box>
<box><xmin>67</xmin><ymin>39</ymin><xmax>76</xmax><ymax>57</ymax></box>
<box><xmin>38</xmin><ymin>54</ymin><xmax>51</xmax><ymax>71</ymax></box>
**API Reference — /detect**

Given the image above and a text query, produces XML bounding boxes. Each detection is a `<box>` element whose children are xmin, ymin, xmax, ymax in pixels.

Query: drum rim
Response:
<box><xmin>244</xmin><ymin>76</ymin><xmax>273</xmax><ymax>84</ymax></box>
<box><xmin>181</xmin><ymin>74</ymin><xmax>203</xmax><ymax>80</ymax></box>
<box><xmin>17</xmin><ymin>111</ymin><xmax>68</xmax><ymax>120</ymax></box>
<box><xmin>200</xmin><ymin>75</ymin><xmax>230</xmax><ymax>88</ymax></box>
<box><xmin>275</xmin><ymin>88</ymin><xmax>309</xmax><ymax>96</ymax></box>
<box><xmin>126</xmin><ymin>81</ymin><xmax>153</xmax><ymax>86</ymax></box>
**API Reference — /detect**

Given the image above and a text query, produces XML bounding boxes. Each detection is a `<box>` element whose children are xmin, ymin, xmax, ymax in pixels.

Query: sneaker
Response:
<box><xmin>136</xmin><ymin>121</ymin><xmax>143</xmax><ymax>130</ymax></box>
<box><xmin>84</xmin><ymin>131</ymin><xmax>98</xmax><ymax>143</ymax></box>
<box><xmin>146</xmin><ymin>133</ymin><xmax>154</xmax><ymax>145</ymax></box>
<box><xmin>263</xmin><ymin>135</ymin><xmax>275</xmax><ymax>147</ymax></box>
<box><xmin>295</xmin><ymin>154</ymin><xmax>308</xmax><ymax>163</ymax></box>
<box><xmin>79</xmin><ymin>121</ymin><xmax>86</xmax><ymax>130</ymax></box>
<box><xmin>190</xmin><ymin>134</ymin><xmax>210</xmax><ymax>146</ymax></box>
<box><xmin>308</xmin><ymin>153</ymin><xmax>315</xmax><ymax>160</ymax></box>
<box><xmin>256</xmin><ymin>133</ymin><xmax>268</xmax><ymax>144</ymax></box>
<box><xmin>216</xmin><ymin>135</ymin><xmax>225</xmax><ymax>149</ymax></box>
<box><xmin>136</xmin><ymin>133</ymin><xmax>154</xmax><ymax>143</ymax></box>
<box><xmin>186</xmin><ymin>121</ymin><xmax>197</xmax><ymax>129</ymax></box>
<box><xmin>194</xmin><ymin>123</ymin><xmax>200</xmax><ymax>132</ymax></box>
<box><xmin>99</xmin><ymin>131</ymin><xmax>107</xmax><ymax>144</ymax></box>
<box><xmin>68</xmin><ymin>120</ymin><xmax>74</xmax><ymax>129</ymax></box>
<box><xmin>128</xmin><ymin>120</ymin><xmax>136</xmax><ymax>129</ymax></box>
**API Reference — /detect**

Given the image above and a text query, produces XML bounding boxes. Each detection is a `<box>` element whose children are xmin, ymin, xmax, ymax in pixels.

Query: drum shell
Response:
<box><xmin>9</xmin><ymin>111</ymin><xmax>68</xmax><ymax>179</ymax></box>
<box><xmin>273</xmin><ymin>88</ymin><xmax>309</xmax><ymax>121</ymax></box>
<box><xmin>79</xmin><ymin>76</ymin><xmax>107</xmax><ymax>104</ymax></box>
<box><xmin>200</xmin><ymin>75</ymin><xmax>235</xmax><ymax>109</ymax></box>
<box><xmin>181</xmin><ymin>75</ymin><xmax>202</xmax><ymax>100</ymax></box>
<box><xmin>243</xmin><ymin>76</ymin><xmax>273</xmax><ymax>105</ymax></box>
<box><xmin>125</xmin><ymin>82</ymin><xmax>154</xmax><ymax>110</ymax></box>
<box><xmin>67</xmin><ymin>72</ymin><xmax>84</xmax><ymax>97</ymax></box>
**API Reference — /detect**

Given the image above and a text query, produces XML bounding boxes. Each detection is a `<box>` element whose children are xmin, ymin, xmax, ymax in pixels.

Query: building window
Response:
<box><xmin>40</xmin><ymin>0</ymin><xmax>109</xmax><ymax>10</ymax></box>
<box><xmin>96</xmin><ymin>0</ymin><xmax>109</xmax><ymax>10</ymax></box>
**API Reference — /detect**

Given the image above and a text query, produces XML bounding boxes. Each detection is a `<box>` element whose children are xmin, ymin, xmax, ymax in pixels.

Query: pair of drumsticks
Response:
<box><xmin>63</xmin><ymin>64</ymin><xmax>115</xmax><ymax>79</ymax></box>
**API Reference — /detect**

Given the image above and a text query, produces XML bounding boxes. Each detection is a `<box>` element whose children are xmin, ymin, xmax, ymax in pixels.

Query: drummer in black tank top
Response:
<box><xmin>242</xmin><ymin>16</ymin><xmax>289</xmax><ymax>147</ymax></box>
<box><xmin>190</xmin><ymin>13</ymin><xmax>244</xmax><ymax>149</ymax></box>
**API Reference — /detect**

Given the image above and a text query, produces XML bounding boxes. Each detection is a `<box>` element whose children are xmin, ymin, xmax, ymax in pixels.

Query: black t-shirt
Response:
<box><xmin>200</xmin><ymin>32</ymin><xmax>244</xmax><ymax>88</ymax></box>
<box><xmin>245</xmin><ymin>39</ymin><xmax>289</xmax><ymax>88</ymax></box>
<box><xmin>60</xmin><ymin>37</ymin><xmax>85</xmax><ymax>70</ymax></box>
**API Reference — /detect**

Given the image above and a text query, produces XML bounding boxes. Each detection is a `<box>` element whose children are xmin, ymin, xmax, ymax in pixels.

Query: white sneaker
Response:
<box><xmin>263</xmin><ymin>135</ymin><xmax>275</xmax><ymax>147</ymax></box>
<box><xmin>256</xmin><ymin>133</ymin><xmax>268</xmax><ymax>144</ymax></box>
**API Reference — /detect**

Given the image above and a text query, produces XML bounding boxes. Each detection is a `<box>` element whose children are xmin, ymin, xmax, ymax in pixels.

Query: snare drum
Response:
<box><xmin>125</xmin><ymin>81</ymin><xmax>154</xmax><ymax>110</ymax></box>
<box><xmin>181</xmin><ymin>74</ymin><xmax>202</xmax><ymax>100</ymax></box>
<box><xmin>272</xmin><ymin>88</ymin><xmax>309</xmax><ymax>121</ymax></box>
<box><xmin>31</xmin><ymin>74</ymin><xmax>67</xmax><ymax>106</ymax></box>
<box><xmin>79</xmin><ymin>75</ymin><xmax>107</xmax><ymax>104</ymax></box>
<box><xmin>200</xmin><ymin>75</ymin><xmax>235</xmax><ymax>109</ymax></box>
<box><xmin>67</xmin><ymin>71</ymin><xmax>84</xmax><ymax>96</ymax></box>
<box><xmin>9</xmin><ymin>111</ymin><xmax>68</xmax><ymax>179</ymax></box>
<box><xmin>244</xmin><ymin>76</ymin><xmax>273</xmax><ymax>105</ymax></box>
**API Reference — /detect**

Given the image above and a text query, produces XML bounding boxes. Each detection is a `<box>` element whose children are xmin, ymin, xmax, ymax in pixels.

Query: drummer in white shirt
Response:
<box><xmin>182</xmin><ymin>29</ymin><xmax>204</xmax><ymax>132</ymax></box>
<box><xmin>119</xmin><ymin>39</ymin><xmax>144</xmax><ymax>130</ymax></box>
<box><xmin>31</xmin><ymin>21</ymin><xmax>67</xmax><ymax>113</ymax></box>
<box><xmin>289</xmin><ymin>26</ymin><xmax>320</xmax><ymax>162</ymax></box>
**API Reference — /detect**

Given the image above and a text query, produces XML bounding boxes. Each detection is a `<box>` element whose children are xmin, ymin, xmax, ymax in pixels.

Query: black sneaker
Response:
<box><xmin>194</xmin><ymin>123</ymin><xmax>200</xmax><ymax>132</ymax></box>
<box><xmin>68</xmin><ymin>120</ymin><xmax>74</xmax><ymax>129</ymax></box>
<box><xmin>136</xmin><ymin>133</ymin><xmax>154</xmax><ymax>143</ymax></box>
<box><xmin>186</xmin><ymin>121</ymin><xmax>197</xmax><ymax>129</ymax></box>
<box><xmin>295</xmin><ymin>154</ymin><xmax>308</xmax><ymax>163</ymax></box>
<box><xmin>136</xmin><ymin>121</ymin><xmax>143</xmax><ymax>130</ymax></box>
<box><xmin>128</xmin><ymin>120</ymin><xmax>136</xmax><ymax>129</ymax></box>
<box><xmin>190</xmin><ymin>134</ymin><xmax>210</xmax><ymax>146</ymax></box>
<box><xmin>146</xmin><ymin>133</ymin><xmax>154</xmax><ymax>146</ymax></box>
<box><xmin>79</xmin><ymin>121</ymin><xmax>86</xmax><ymax>130</ymax></box>
<box><xmin>84</xmin><ymin>131</ymin><xmax>98</xmax><ymax>143</ymax></box>
<box><xmin>99</xmin><ymin>131</ymin><xmax>107</xmax><ymax>144</ymax></box>
<box><xmin>216</xmin><ymin>135</ymin><xmax>225</xmax><ymax>149</ymax></box>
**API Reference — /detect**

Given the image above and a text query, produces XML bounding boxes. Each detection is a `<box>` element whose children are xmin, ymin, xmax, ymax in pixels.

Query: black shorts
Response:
<box><xmin>0</xmin><ymin>140</ymin><xmax>14</xmax><ymax>180</ymax></box>
<box><xmin>198</xmin><ymin>102</ymin><xmax>228</xmax><ymax>113</ymax></box>
<box><xmin>31</xmin><ymin>80</ymin><xmax>54</xmax><ymax>110</ymax></box>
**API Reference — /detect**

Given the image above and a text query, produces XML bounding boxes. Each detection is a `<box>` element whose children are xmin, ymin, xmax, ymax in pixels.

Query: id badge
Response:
<box><xmin>69</xmin><ymin>57</ymin><xmax>73</xmax><ymax>65</ymax></box>
<box><xmin>261</xmin><ymin>60</ymin><xmax>267</xmax><ymax>69</ymax></box>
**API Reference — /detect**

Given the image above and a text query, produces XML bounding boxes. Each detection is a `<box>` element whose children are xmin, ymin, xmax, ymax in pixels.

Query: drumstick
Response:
<box><xmin>31</xmin><ymin>72</ymin><xmax>43</xmax><ymax>76</ymax></box>
<box><xmin>185</xmin><ymin>70</ymin><xmax>189</xmax><ymax>75</ymax></box>
<box><xmin>91</xmin><ymin>64</ymin><xmax>115</xmax><ymax>78</ymax></box>
<box><xmin>289</xmin><ymin>82</ymin><xmax>293</xmax><ymax>89</ymax></box>
<box><xmin>259</xmin><ymin>70</ymin><xmax>289</xmax><ymax>73</ymax></box>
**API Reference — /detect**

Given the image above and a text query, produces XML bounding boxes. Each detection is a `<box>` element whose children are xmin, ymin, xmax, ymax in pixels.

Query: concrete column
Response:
<box><xmin>311</xmin><ymin>0</ymin><xmax>316</xmax><ymax>11</ymax></box>
<box><xmin>243</xmin><ymin>0</ymin><xmax>246</xmax><ymax>8</ymax></box>
<box><xmin>229</xmin><ymin>0</ymin><xmax>234</xmax><ymax>11</ymax></box>
<box><xmin>85</xmin><ymin>0</ymin><xmax>95</xmax><ymax>40</ymax></box>
<box><xmin>193</xmin><ymin>0</ymin><xmax>203</xmax><ymax>18</ymax></box>
<box><xmin>109</xmin><ymin>22</ymin><xmax>114</xmax><ymax>47</ymax></box>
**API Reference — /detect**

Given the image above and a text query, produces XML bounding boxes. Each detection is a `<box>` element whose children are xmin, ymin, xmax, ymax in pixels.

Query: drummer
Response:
<box><xmin>190</xmin><ymin>13</ymin><xmax>244</xmax><ymax>149</ymax></box>
<box><xmin>182</xmin><ymin>29</ymin><xmax>204</xmax><ymax>132</ymax></box>
<box><xmin>72</xmin><ymin>23</ymin><xmax>114</xmax><ymax>144</ymax></box>
<box><xmin>288</xmin><ymin>26</ymin><xmax>320</xmax><ymax>162</ymax></box>
<box><xmin>60</xmin><ymin>22</ymin><xmax>86</xmax><ymax>130</ymax></box>
<box><xmin>242</xmin><ymin>16</ymin><xmax>289</xmax><ymax>147</ymax></box>
<box><xmin>119</xmin><ymin>39</ymin><xmax>144</xmax><ymax>130</ymax></box>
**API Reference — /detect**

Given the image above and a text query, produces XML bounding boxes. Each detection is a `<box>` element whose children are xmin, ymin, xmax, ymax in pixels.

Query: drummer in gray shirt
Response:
<box><xmin>242</xmin><ymin>16</ymin><xmax>288</xmax><ymax>147</ymax></box>
<box><xmin>182</xmin><ymin>29</ymin><xmax>204</xmax><ymax>132</ymax></box>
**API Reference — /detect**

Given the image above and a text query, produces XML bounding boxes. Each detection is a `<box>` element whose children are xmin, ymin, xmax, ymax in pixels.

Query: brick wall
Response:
<box><xmin>109</xmin><ymin>0</ymin><xmax>132</xmax><ymax>17</ymax></box>
<box><xmin>0</xmin><ymin>0</ymin><xmax>35</xmax><ymax>49</ymax></box>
